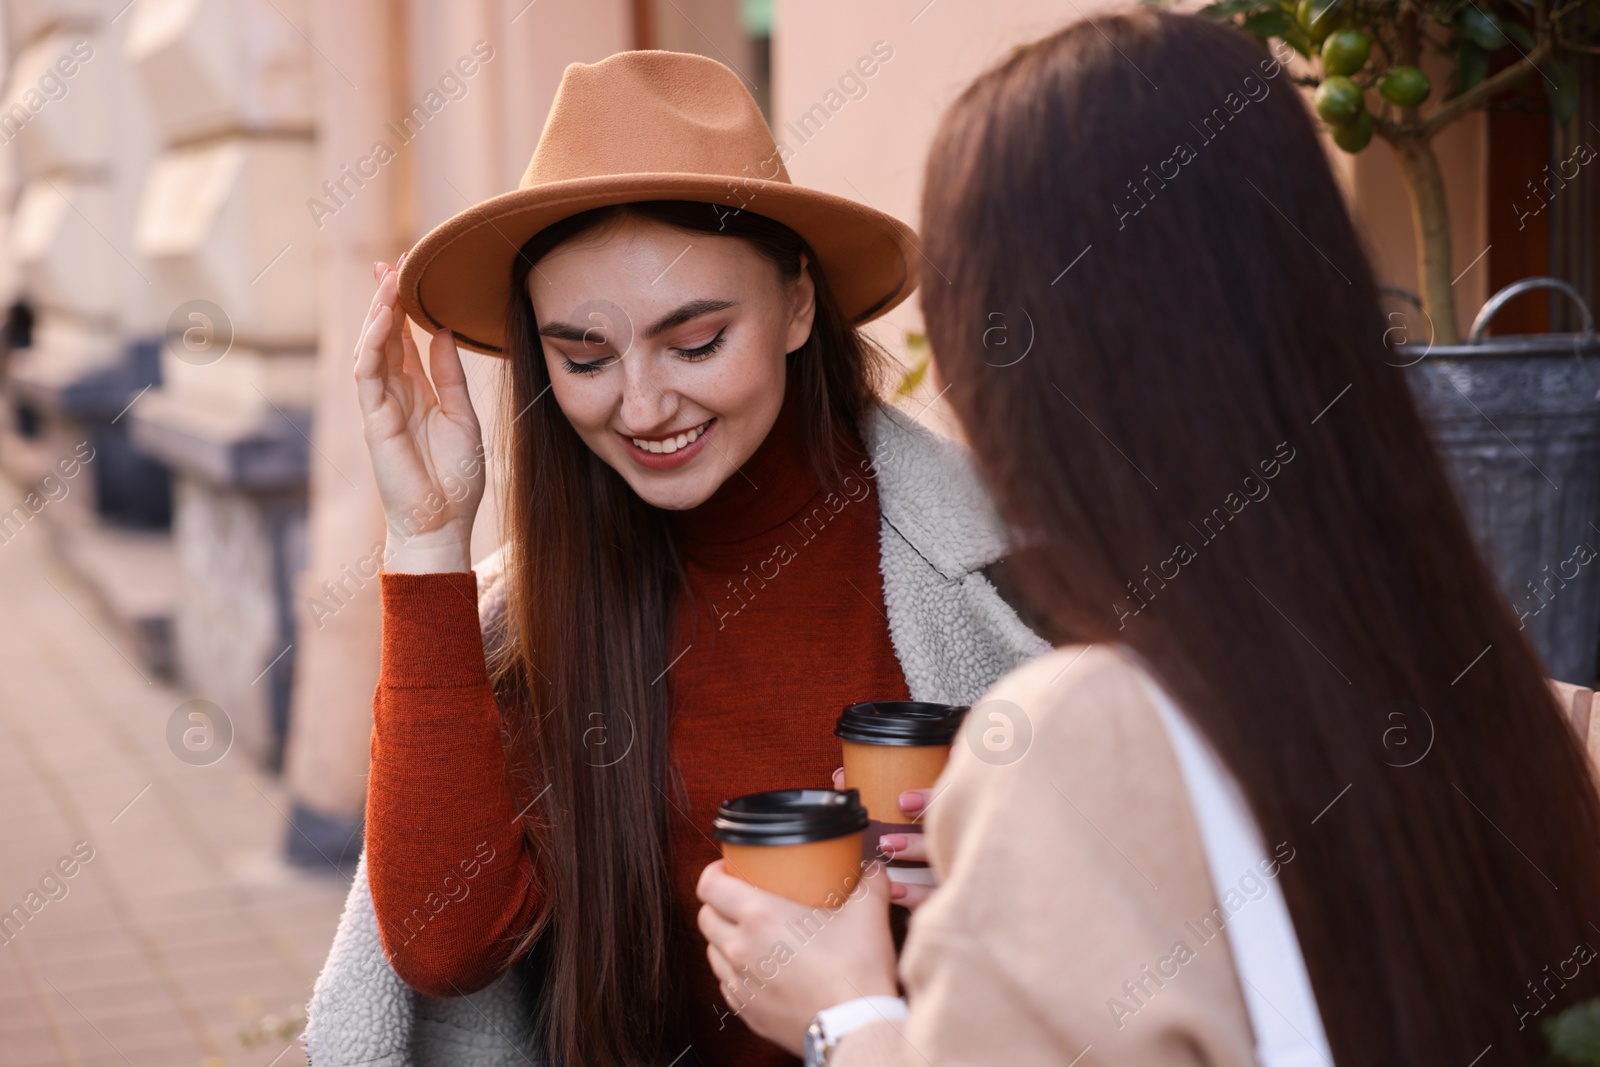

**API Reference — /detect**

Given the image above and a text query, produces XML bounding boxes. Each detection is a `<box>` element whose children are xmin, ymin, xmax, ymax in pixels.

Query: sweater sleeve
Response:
<box><xmin>364</xmin><ymin>570</ymin><xmax>542</xmax><ymax>998</ymax></box>
<box><xmin>831</xmin><ymin>647</ymin><xmax>1260</xmax><ymax>1067</ymax></box>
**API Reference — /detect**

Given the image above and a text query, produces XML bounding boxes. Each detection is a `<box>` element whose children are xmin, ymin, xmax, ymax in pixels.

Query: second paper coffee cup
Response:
<box><xmin>836</xmin><ymin>701</ymin><xmax>968</xmax><ymax>881</ymax></box>
<box><xmin>713</xmin><ymin>788</ymin><xmax>869</xmax><ymax>909</ymax></box>
<box><xmin>836</xmin><ymin>701</ymin><xmax>968</xmax><ymax>819</ymax></box>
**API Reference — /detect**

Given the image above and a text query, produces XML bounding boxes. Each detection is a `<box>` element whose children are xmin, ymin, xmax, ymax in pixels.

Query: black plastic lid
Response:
<box><xmin>835</xmin><ymin>701</ymin><xmax>969</xmax><ymax>747</ymax></box>
<box><xmin>712</xmin><ymin>788</ymin><xmax>870</xmax><ymax>846</ymax></box>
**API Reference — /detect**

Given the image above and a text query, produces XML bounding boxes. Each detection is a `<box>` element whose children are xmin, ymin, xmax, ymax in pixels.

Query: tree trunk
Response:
<box><xmin>1390</xmin><ymin>134</ymin><xmax>1462</xmax><ymax>345</ymax></box>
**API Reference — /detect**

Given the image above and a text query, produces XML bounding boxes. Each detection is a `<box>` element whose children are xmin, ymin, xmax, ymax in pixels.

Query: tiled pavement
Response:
<box><xmin>0</xmin><ymin>493</ymin><xmax>350</xmax><ymax>1065</ymax></box>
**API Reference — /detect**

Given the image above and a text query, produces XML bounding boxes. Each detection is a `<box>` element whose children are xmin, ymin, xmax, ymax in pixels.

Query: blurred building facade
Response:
<box><xmin>0</xmin><ymin>0</ymin><xmax>1592</xmax><ymax>873</ymax></box>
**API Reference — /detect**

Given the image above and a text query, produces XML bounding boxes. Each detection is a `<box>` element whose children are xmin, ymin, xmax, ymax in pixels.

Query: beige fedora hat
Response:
<box><xmin>397</xmin><ymin>49</ymin><xmax>919</xmax><ymax>356</ymax></box>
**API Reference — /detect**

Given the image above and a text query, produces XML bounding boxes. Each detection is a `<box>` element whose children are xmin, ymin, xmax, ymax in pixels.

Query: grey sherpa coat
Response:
<box><xmin>302</xmin><ymin>402</ymin><xmax>1050</xmax><ymax>1067</ymax></box>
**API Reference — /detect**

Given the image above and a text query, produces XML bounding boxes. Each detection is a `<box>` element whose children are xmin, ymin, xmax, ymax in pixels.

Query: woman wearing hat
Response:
<box><xmin>304</xmin><ymin>49</ymin><xmax>1046</xmax><ymax>1067</ymax></box>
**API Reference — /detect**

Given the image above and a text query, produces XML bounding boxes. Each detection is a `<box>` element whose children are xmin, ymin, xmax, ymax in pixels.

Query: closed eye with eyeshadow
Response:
<box><xmin>561</xmin><ymin>324</ymin><xmax>728</xmax><ymax>375</ymax></box>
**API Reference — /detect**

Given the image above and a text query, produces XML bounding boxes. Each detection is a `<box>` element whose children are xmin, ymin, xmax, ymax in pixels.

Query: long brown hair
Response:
<box><xmin>923</xmin><ymin>10</ymin><xmax>1600</xmax><ymax>1062</ymax></box>
<box><xmin>486</xmin><ymin>200</ymin><xmax>882</xmax><ymax>1065</ymax></box>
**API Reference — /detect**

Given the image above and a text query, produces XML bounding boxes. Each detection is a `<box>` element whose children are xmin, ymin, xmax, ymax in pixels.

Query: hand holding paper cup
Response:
<box><xmin>835</xmin><ymin>701</ymin><xmax>968</xmax><ymax>885</ymax></box>
<box><xmin>712</xmin><ymin>789</ymin><xmax>870</xmax><ymax>909</ymax></box>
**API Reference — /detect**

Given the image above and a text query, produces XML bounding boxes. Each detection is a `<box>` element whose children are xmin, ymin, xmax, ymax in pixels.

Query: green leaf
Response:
<box><xmin>1502</xmin><ymin>19</ymin><xmax>1536</xmax><ymax>50</ymax></box>
<box><xmin>1283</xmin><ymin>25</ymin><xmax>1316</xmax><ymax>56</ymax></box>
<box><xmin>1457</xmin><ymin>7</ymin><xmax>1505</xmax><ymax>50</ymax></box>
<box><xmin>896</xmin><ymin>355</ymin><xmax>929</xmax><ymax>397</ymax></box>
<box><xmin>1546</xmin><ymin>57</ymin><xmax>1580</xmax><ymax>127</ymax></box>
<box><xmin>1545</xmin><ymin>998</ymin><xmax>1600</xmax><ymax>1066</ymax></box>
<box><xmin>1451</xmin><ymin>40</ymin><xmax>1489</xmax><ymax>98</ymax></box>
<box><xmin>1243</xmin><ymin>8</ymin><xmax>1296</xmax><ymax>38</ymax></box>
<box><xmin>1198</xmin><ymin>0</ymin><xmax>1259</xmax><ymax>20</ymax></box>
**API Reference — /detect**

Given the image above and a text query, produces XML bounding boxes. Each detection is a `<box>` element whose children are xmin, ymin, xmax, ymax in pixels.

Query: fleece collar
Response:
<box><xmin>864</xmin><ymin>402</ymin><xmax>1011</xmax><ymax>581</ymax></box>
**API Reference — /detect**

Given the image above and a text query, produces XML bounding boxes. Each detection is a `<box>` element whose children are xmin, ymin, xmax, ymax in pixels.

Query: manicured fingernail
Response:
<box><xmin>890</xmin><ymin>883</ymin><xmax>907</xmax><ymax>900</ymax></box>
<box><xmin>397</xmin><ymin>250</ymin><xmax>409</xmax><ymax>265</ymax></box>
<box><xmin>879</xmin><ymin>834</ymin><xmax>907</xmax><ymax>853</ymax></box>
<box><xmin>373</xmin><ymin>260</ymin><xmax>382</xmax><ymax>280</ymax></box>
<box><xmin>900</xmin><ymin>790</ymin><xmax>927</xmax><ymax>810</ymax></box>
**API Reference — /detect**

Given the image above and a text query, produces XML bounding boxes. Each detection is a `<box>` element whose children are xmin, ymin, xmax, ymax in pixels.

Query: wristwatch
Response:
<box><xmin>802</xmin><ymin>996</ymin><xmax>909</xmax><ymax>1067</ymax></box>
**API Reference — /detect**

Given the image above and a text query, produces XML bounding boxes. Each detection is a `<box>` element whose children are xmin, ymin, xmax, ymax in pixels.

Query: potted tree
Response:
<box><xmin>1201</xmin><ymin>0</ymin><xmax>1600</xmax><ymax>684</ymax></box>
<box><xmin>1201</xmin><ymin>0</ymin><xmax>1591</xmax><ymax>341</ymax></box>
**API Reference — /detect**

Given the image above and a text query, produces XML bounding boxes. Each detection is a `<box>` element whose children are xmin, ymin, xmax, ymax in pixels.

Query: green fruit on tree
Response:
<box><xmin>1377</xmin><ymin>65</ymin><xmax>1431</xmax><ymax>107</ymax></box>
<box><xmin>1297</xmin><ymin>0</ymin><xmax>1343</xmax><ymax>43</ymax></box>
<box><xmin>1331</xmin><ymin>110</ymin><xmax>1374</xmax><ymax>152</ymax></box>
<box><xmin>1314</xmin><ymin>76</ymin><xmax>1365</xmax><ymax>125</ymax></box>
<box><xmin>1320</xmin><ymin>29</ymin><xmax>1370</xmax><ymax>76</ymax></box>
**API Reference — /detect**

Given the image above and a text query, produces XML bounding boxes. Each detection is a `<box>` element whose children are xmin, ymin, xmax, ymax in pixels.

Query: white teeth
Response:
<box><xmin>631</xmin><ymin>420</ymin><xmax>710</xmax><ymax>456</ymax></box>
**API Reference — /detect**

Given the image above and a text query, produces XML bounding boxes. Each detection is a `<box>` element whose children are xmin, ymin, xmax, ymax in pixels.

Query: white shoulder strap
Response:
<box><xmin>1135</xmin><ymin>673</ymin><xmax>1335</xmax><ymax>1067</ymax></box>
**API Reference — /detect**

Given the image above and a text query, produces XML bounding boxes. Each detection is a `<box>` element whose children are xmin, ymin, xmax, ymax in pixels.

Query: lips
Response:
<box><xmin>629</xmin><ymin>418</ymin><xmax>714</xmax><ymax>455</ymax></box>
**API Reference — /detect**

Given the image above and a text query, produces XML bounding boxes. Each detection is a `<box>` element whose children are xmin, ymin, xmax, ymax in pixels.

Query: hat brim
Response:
<box><xmin>396</xmin><ymin>174</ymin><xmax>921</xmax><ymax>356</ymax></box>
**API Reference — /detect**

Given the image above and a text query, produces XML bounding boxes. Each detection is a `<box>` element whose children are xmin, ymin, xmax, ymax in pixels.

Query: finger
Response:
<box><xmin>877</xmin><ymin>833</ymin><xmax>927</xmax><ymax>864</ymax></box>
<box><xmin>398</xmin><ymin>313</ymin><xmax>429</xmax><ymax>384</ymax></box>
<box><xmin>354</xmin><ymin>303</ymin><xmax>394</xmax><ymax>413</ymax></box>
<box><xmin>855</xmin><ymin>856</ymin><xmax>895</xmax><ymax>908</ymax></box>
<box><xmin>890</xmin><ymin>881</ymin><xmax>936</xmax><ymax>910</ymax></box>
<box><xmin>385</xmin><ymin>293</ymin><xmax>415</xmax><ymax>385</ymax></box>
<box><xmin>707</xmin><ymin>943</ymin><xmax>741</xmax><ymax>1005</ymax></box>
<box><xmin>697</xmin><ymin>858</ymin><xmax>773</xmax><ymax>920</ymax></box>
<box><xmin>354</xmin><ymin>267</ymin><xmax>396</xmax><ymax>363</ymax></box>
<box><xmin>429</xmin><ymin>324</ymin><xmax>475</xmax><ymax>421</ymax></box>
<box><xmin>696</xmin><ymin>901</ymin><xmax>738</xmax><ymax>950</ymax></box>
<box><xmin>898</xmin><ymin>789</ymin><xmax>930</xmax><ymax>819</ymax></box>
<box><xmin>357</xmin><ymin>267</ymin><xmax>401</xmax><ymax>372</ymax></box>
<box><xmin>354</xmin><ymin>294</ymin><xmax>398</xmax><ymax>363</ymax></box>
<box><xmin>364</xmin><ymin>262</ymin><xmax>395</xmax><ymax>323</ymax></box>
<box><xmin>372</xmin><ymin>265</ymin><xmax>405</xmax><ymax>367</ymax></box>
<box><xmin>831</xmin><ymin>767</ymin><xmax>845</xmax><ymax>790</ymax></box>
<box><xmin>353</xmin><ymin>302</ymin><xmax>381</xmax><ymax>367</ymax></box>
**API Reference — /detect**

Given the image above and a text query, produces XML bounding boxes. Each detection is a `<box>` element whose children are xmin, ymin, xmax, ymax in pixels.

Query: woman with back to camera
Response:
<box><xmin>696</xmin><ymin>10</ymin><xmax>1600</xmax><ymax>1066</ymax></box>
<box><xmin>306</xmin><ymin>48</ymin><xmax>1047</xmax><ymax>1067</ymax></box>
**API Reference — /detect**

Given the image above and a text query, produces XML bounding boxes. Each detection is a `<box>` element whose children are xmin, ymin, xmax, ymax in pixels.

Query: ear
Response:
<box><xmin>783</xmin><ymin>253</ymin><xmax>818</xmax><ymax>354</ymax></box>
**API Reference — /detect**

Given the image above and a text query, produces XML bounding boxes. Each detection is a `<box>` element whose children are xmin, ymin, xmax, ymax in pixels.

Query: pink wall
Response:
<box><xmin>771</xmin><ymin>0</ymin><xmax>1113</xmax><ymax>363</ymax></box>
<box><xmin>773</xmin><ymin>0</ymin><xmax>1487</xmax><ymax>352</ymax></box>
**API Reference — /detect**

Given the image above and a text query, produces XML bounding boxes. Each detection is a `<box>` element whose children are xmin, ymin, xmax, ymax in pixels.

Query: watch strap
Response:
<box><xmin>810</xmin><ymin>995</ymin><xmax>908</xmax><ymax>1064</ymax></box>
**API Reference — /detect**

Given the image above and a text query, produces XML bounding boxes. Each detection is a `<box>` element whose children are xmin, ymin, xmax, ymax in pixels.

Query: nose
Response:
<box><xmin>618</xmin><ymin>351</ymin><xmax>677</xmax><ymax>434</ymax></box>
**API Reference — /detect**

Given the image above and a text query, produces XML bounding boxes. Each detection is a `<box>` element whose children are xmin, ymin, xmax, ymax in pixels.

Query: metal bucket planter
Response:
<box><xmin>1405</xmin><ymin>278</ymin><xmax>1600</xmax><ymax>686</ymax></box>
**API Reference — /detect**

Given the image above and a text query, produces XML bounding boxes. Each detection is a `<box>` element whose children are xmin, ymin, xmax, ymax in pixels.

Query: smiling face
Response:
<box><xmin>528</xmin><ymin>215</ymin><xmax>817</xmax><ymax>510</ymax></box>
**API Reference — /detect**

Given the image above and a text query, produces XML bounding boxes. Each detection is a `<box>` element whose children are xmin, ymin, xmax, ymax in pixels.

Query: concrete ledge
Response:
<box><xmin>129</xmin><ymin>388</ymin><xmax>311</xmax><ymax>490</ymax></box>
<box><xmin>285</xmin><ymin>800</ymin><xmax>364</xmax><ymax>880</ymax></box>
<box><xmin>8</xmin><ymin>337</ymin><xmax>159</xmax><ymax>421</ymax></box>
<box><xmin>54</xmin><ymin>520</ymin><xmax>178</xmax><ymax>678</ymax></box>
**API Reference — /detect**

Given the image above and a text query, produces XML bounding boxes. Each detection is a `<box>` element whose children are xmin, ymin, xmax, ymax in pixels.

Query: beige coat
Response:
<box><xmin>835</xmin><ymin>645</ymin><xmax>1266</xmax><ymax>1067</ymax></box>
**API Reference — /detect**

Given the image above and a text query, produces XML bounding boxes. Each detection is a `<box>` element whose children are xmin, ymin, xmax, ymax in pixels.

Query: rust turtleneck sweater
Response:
<box><xmin>365</xmin><ymin>387</ymin><xmax>910</xmax><ymax>1067</ymax></box>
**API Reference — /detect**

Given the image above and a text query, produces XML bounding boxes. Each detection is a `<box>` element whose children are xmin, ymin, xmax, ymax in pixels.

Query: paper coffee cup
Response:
<box><xmin>836</xmin><ymin>701</ymin><xmax>968</xmax><ymax>876</ymax></box>
<box><xmin>713</xmin><ymin>789</ymin><xmax>869</xmax><ymax>909</ymax></box>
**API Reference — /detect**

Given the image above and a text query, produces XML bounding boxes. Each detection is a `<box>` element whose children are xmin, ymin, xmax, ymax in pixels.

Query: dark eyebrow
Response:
<box><xmin>537</xmin><ymin>320</ymin><xmax>598</xmax><ymax>343</ymax></box>
<box><xmin>642</xmin><ymin>299</ymin><xmax>736</xmax><ymax>339</ymax></box>
<box><xmin>540</xmin><ymin>299</ymin><xmax>736</xmax><ymax>344</ymax></box>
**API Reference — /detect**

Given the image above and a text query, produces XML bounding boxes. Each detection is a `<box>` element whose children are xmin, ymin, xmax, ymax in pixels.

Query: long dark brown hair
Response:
<box><xmin>486</xmin><ymin>200</ymin><xmax>883</xmax><ymax>1066</ymax></box>
<box><xmin>923</xmin><ymin>10</ymin><xmax>1600</xmax><ymax>1062</ymax></box>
